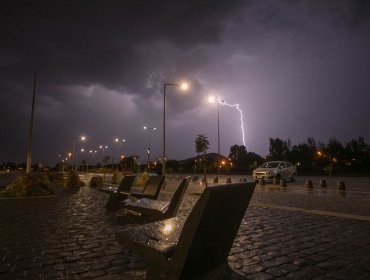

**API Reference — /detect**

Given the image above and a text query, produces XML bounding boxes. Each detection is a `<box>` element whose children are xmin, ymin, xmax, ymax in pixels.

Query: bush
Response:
<box><xmin>0</xmin><ymin>174</ymin><xmax>54</xmax><ymax>198</ymax></box>
<box><xmin>111</xmin><ymin>171</ymin><xmax>124</xmax><ymax>184</ymax></box>
<box><xmin>90</xmin><ymin>176</ymin><xmax>103</xmax><ymax>187</ymax></box>
<box><xmin>134</xmin><ymin>171</ymin><xmax>149</xmax><ymax>186</ymax></box>
<box><xmin>65</xmin><ymin>171</ymin><xmax>85</xmax><ymax>189</ymax></box>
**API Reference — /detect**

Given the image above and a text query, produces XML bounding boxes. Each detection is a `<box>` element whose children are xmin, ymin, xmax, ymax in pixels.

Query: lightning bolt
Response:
<box><xmin>218</xmin><ymin>97</ymin><xmax>246</xmax><ymax>147</ymax></box>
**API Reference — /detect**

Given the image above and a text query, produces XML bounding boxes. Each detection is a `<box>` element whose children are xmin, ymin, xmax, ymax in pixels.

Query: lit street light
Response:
<box><xmin>208</xmin><ymin>95</ymin><xmax>223</xmax><ymax>174</ymax></box>
<box><xmin>72</xmin><ymin>136</ymin><xmax>86</xmax><ymax>171</ymax></box>
<box><xmin>162</xmin><ymin>82</ymin><xmax>188</xmax><ymax>176</ymax></box>
<box><xmin>114</xmin><ymin>138</ymin><xmax>126</xmax><ymax>164</ymax></box>
<box><xmin>89</xmin><ymin>149</ymin><xmax>97</xmax><ymax>165</ymax></box>
<box><xmin>144</xmin><ymin>126</ymin><xmax>157</xmax><ymax>169</ymax></box>
<box><xmin>99</xmin><ymin>144</ymin><xmax>109</xmax><ymax>163</ymax></box>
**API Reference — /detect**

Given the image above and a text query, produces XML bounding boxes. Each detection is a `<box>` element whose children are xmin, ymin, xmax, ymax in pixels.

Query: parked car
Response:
<box><xmin>252</xmin><ymin>161</ymin><xmax>297</xmax><ymax>182</ymax></box>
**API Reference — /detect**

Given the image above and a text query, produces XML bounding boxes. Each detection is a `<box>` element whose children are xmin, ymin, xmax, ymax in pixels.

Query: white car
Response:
<box><xmin>252</xmin><ymin>161</ymin><xmax>297</xmax><ymax>182</ymax></box>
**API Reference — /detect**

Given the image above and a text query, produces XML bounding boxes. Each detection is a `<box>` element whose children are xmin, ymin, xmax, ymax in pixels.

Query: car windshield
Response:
<box><xmin>260</xmin><ymin>162</ymin><xmax>280</xmax><ymax>168</ymax></box>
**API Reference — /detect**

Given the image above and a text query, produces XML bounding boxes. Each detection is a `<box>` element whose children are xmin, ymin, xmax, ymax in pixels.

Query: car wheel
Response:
<box><xmin>290</xmin><ymin>173</ymin><xmax>296</xmax><ymax>182</ymax></box>
<box><xmin>275</xmin><ymin>174</ymin><xmax>281</xmax><ymax>180</ymax></box>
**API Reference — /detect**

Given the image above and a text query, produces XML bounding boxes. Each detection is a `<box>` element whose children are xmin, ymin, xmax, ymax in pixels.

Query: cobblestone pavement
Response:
<box><xmin>0</xmin><ymin>176</ymin><xmax>369</xmax><ymax>279</ymax></box>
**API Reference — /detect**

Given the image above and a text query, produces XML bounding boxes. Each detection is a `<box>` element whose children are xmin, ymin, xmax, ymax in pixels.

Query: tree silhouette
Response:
<box><xmin>194</xmin><ymin>134</ymin><xmax>209</xmax><ymax>185</ymax></box>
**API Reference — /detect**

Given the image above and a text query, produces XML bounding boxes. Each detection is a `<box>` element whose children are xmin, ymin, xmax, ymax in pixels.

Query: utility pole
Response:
<box><xmin>26</xmin><ymin>72</ymin><xmax>37</xmax><ymax>174</ymax></box>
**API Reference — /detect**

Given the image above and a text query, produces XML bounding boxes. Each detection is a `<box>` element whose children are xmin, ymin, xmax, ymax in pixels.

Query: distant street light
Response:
<box><xmin>162</xmin><ymin>82</ymin><xmax>189</xmax><ymax>176</ymax></box>
<box><xmin>89</xmin><ymin>150</ymin><xmax>97</xmax><ymax>165</ymax></box>
<box><xmin>72</xmin><ymin>136</ymin><xmax>86</xmax><ymax>171</ymax></box>
<box><xmin>144</xmin><ymin>126</ymin><xmax>157</xmax><ymax>169</ymax></box>
<box><xmin>99</xmin><ymin>144</ymin><xmax>109</xmax><ymax>162</ymax></box>
<box><xmin>114</xmin><ymin>138</ymin><xmax>126</xmax><ymax>164</ymax></box>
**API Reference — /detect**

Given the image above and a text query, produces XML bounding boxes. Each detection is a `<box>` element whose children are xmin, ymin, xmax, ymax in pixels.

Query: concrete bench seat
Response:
<box><xmin>98</xmin><ymin>175</ymin><xmax>165</xmax><ymax>211</ymax></box>
<box><xmin>124</xmin><ymin>177</ymin><xmax>191</xmax><ymax>222</ymax></box>
<box><xmin>116</xmin><ymin>182</ymin><xmax>256</xmax><ymax>279</ymax></box>
<box><xmin>98</xmin><ymin>175</ymin><xmax>136</xmax><ymax>210</ymax></box>
<box><xmin>129</xmin><ymin>175</ymin><xmax>165</xmax><ymax>200</ymax></box>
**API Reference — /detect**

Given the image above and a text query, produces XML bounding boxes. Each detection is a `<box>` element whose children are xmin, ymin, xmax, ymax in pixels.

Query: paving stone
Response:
<box><xmin>265</xmin><ymin>266</ymin><xmax>288</xmax><ymax>277</ymax></box>
<box><xmin>0</xmin><ymin>179</ymin><xmax>369</xmax><ymax>279</ymax></box>
<box><xmin>286</xmin><ymin>266</ymin><xmax>327</xmax><ymax>279</ymax></box>
<box><xmin>246</xmin><ymin>271</ymin><xmax>274</xmax><ymax>280</ymax></box>
<box><xmin>81</xmin><ymin>269</ymin><xmax>107</xmax><ymax>279</ymax></box>
<box><xmin>241</xmin><ymin>264</ymin><xmax>265</xmax><ymax>274</ymax></box>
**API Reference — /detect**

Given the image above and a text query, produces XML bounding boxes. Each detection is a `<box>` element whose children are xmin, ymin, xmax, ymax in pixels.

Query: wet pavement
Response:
<box><xmin>0</xmin><ymin>175</ymin><xmax>369</xmax><ymax>279</ymax></box>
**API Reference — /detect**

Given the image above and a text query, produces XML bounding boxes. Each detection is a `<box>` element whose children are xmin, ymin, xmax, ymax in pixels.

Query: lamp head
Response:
<box><xmin>180</xmin><ymin>82</ymin><xmax>189</xmax><ymax>91</ymax></box>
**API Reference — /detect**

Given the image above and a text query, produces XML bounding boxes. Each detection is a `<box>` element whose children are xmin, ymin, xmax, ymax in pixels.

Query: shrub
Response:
<box><xmin>111</xmin><ymin>171</ymin><xmax>124</xmax><ymax>184</ymax></box>
<box><xmin>0</xmin><ymin>174</ymin><xmax>54</xmax><ymax>198</ymax></box>
<box><xmin>134</xmin><ymin>171</ymin><xmax>149</xmax><ymax>186</ymax></box>
<box><xmin>90</xmin><ymin>176</ymin><xmax>104</xmax><ymax>187</ymax></box>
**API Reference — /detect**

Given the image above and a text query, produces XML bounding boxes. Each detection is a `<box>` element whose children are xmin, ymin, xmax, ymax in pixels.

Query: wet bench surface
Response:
<box><xmin>116</xmin><ymin>183</ymin><xmax>256</xmax><ymax>279</ymax></box>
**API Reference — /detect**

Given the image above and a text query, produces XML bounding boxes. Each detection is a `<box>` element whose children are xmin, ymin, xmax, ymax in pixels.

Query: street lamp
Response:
<box><xmin>114</xmin><ymin>138</ymin><xmax>126</xmax><ymax>164</ymax></box>
<box><xmin>162</xmin><ymin>82</ymin><xmax>188</xmax><ymax>176</ymax></box>
<box><xmin>72</xmin><ymin>136</ymin><xmax>86</xmax><ymax>171</ymax></box>
<box><xmin>79</xmin><ymin>148</ymin><xmax>85</xmax><ymax>172</ymax></box>
<box><xmin>89</xmin><ymin>149</ymin><xmax>97</xmax><ymax>165</ymax></box>
<box><xmin>208</xmin><ymin>95</ymin><xmax>222</xmax><ymax>174</ymax></box>
<box><xmin>144</xmin><ymin>126</ymin><xmax>157</xmax><ymax>169</ymax></box>
<box><xmin>99</xmin><ymin>145</ymin><xmax>108</xmax><ymax>158</ymax></box>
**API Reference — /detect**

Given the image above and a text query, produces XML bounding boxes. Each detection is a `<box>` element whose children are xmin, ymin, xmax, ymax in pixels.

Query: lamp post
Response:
<box><xmin>79</xmin><ymin>148</ymin><xmax>85</xmax><ymax>172</ymax></box>
<box><xmin>99</xmin><ymin>145</ymin><xmax>108</xmax><ymax>162</ymax></box>
<box><xmin>162</xmin><ymin>82</ymin><xmax>188</xmax><ymax>176</ymax></box>
<box><xmin>208</xmin><ymin>96</ymin><xmax>222</xmax><ymax>174</ymax></box>
<box><xmin>68</xmin><ymin>153</ymin><xmax>72</xmax><ymax>169</ymax></box>
<box><xmin>144</xmin><ymin>126</ymin><xmax>156</xmax><ymax>169</ymax></box>
<box><xmin>72</xmin><ymin>136</ymin><xmax>86</xmax><ymax>171</ymax></box>
<box><xmin>89</xmin><ymin>150</ymin><xmax>97</xmax><ymax>165</ymax></box>
<box><xmin>114</xmin><ymin>138</ymin><xmax>126</xmax><ymax>164</ymax></box>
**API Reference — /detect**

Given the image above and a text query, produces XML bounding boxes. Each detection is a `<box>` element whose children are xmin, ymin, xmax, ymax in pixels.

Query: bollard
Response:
<box><xmin>337</xmin><ymin>181</ymin><xmax>346</xmax><ymax>191</ymax></box>
<box><xmin>273</xmin><ymin>178</ymin><xmax>280</xmax><ymax>185</ymax></box>
<box><xmin>280</xmin><ymin>178</ymin><xmax>287</xmax><ymax>187</ymax></box>
<box><xmin>259</xmin><ymin>178</ymin><xmax>265</xmax><ymax>186</ymax></box>
<box><xmin>305</xmin><ymin>180</ymin><xmax>313</xmax><ymax>189</ymax></box>
<box><xmin>320</xmin><ymin>179</ymin><xmax>327</xmax><ymax>188</ymax></box>
<box><xmin>213</xmin><ymin>177</ymin><xmax>219</xmax><ymax>183</ymax></box>
<box><xmin>226</xmin><ymin>178</ymin><xmax>232</xmax><ymax>184</ymax></box>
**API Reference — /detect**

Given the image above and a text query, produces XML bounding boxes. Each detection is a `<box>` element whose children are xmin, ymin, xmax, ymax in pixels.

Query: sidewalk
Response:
<box><xmin>0</xmin><ymin>176</ymin><xmax>369</xmax><ymax>279</ymax></box>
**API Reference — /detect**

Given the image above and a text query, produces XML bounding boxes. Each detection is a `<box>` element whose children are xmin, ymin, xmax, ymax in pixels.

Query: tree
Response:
<box><xmin>120</xmin><ymin>156</ymin><xmax>139</xmax><ymax>173</ymax></box>
<box><xmin>344</xmin><ymin>136</ymin><xmax>369</xmax><ymax>171</ymax></box>
<box><xmin>269</xmin><ymin>138</ymin><xmax>291</xmax><ymax>160</ymax></box>
<box><xmin>102</xmin><ymin>156</ymin><xmax>111</xmax><ymax>182</ymax></box>
<box><xmin>229</xmin><ymin>145</ymin><xmax>248</xmax><ymax>171</ymax></box>
<box><xmin>194</xmin><ymin>134</ymin><xmax>209</xmax><ymax>185</ymax></box>
<box><xmin>102</xmin><ymin>156</ymin><xmax>111</xmax><ymax>166</ymax></box>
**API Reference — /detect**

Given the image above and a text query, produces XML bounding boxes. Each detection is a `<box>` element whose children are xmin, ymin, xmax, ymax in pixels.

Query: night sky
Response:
<box><xmin>1</xmin><ymin>0</ymin><xmax>370</xmax><ymax>166</ymax></box>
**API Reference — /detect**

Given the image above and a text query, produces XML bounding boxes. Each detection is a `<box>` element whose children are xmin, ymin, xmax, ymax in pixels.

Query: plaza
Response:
<box><xmin>0</xmin><ymin>175</ymin><xmax>369</xmax><ymax>279</ymax></box>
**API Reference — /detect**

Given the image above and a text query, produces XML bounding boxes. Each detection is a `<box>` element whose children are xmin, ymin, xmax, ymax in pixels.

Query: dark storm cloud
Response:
<box><xmin>1</xmin><ymin>0</ymin><xmax>245</xmax><ymax>88</ymax></box>
<box><xmin>1</xmin><ymin>0</ymin><xmax>370</xmax><ymax>165</ymax></box>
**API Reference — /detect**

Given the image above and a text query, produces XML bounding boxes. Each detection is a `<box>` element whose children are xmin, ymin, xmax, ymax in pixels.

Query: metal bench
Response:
<box><xmin>124</xmin><ymin>176</ymin><xmax>192</xmax><ymax>223</ymax></box>
<box><xmin>98</xmin><ymin>175</ymin><xmax>136</xmax><ymax>210</ymax></box>
<box><xmin>116</xmin><ymin>182</ymin><xmax>256</xmax><ymax>279</ymax></box>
